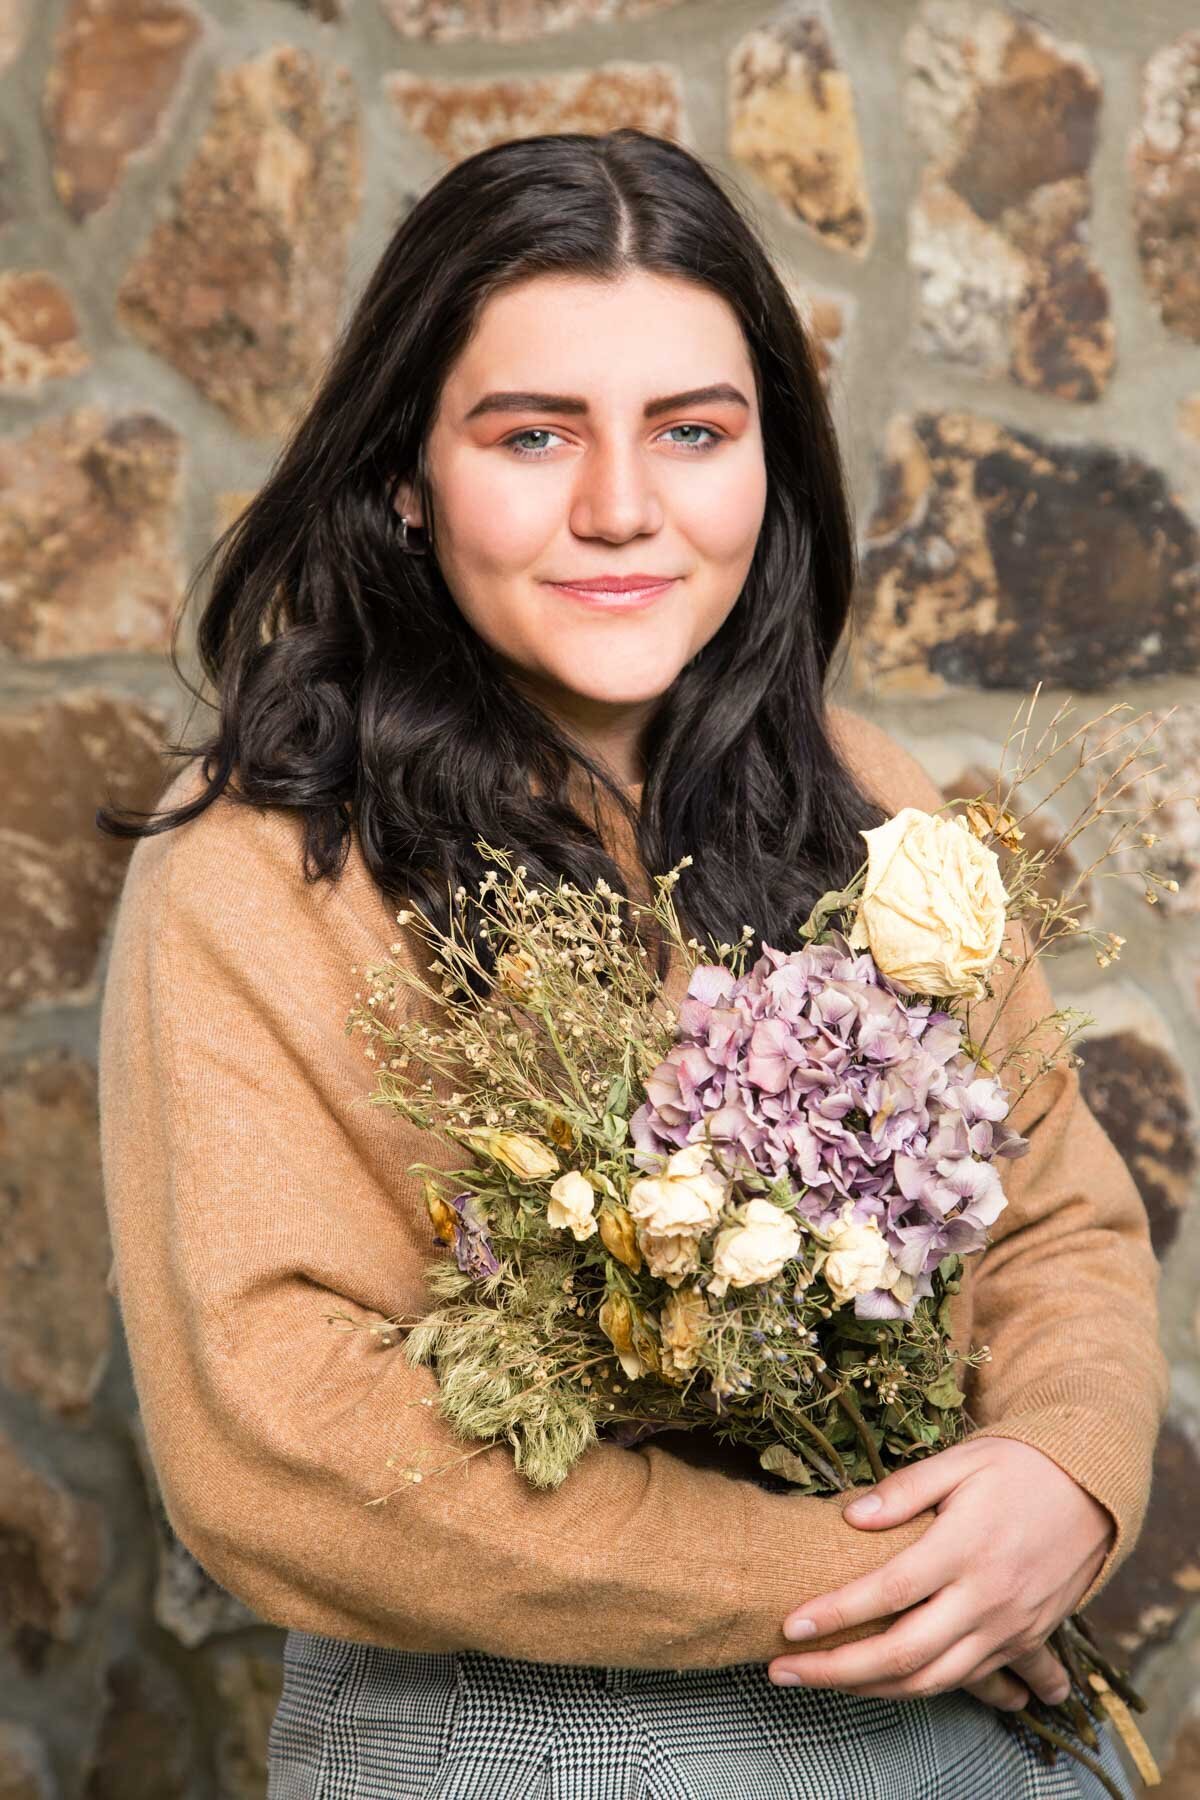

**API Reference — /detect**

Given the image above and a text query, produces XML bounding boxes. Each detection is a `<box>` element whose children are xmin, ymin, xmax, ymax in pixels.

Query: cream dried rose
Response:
<box><xmin>846</xmin><ymin>805</ymin><xmax>1009</xmax><ymax>998</ymax></box>
<box><xmin>637</xmin><ymin>1227</ymin><xmax>703</xmax><ymax>1289</ymax></box>
<box><xmin>627</xmin><ymin>1142</ymin><xmax>727</xmax><ymax>1236</ymax></box>
<box><xmin>706</xmin><ymin>1198</ymin><xmax>802</xmax><ymax>1299</ymax></box>
<box><xmin>546</xmin><ymin>1170</ymin><xmax>598</xmax><ymax>1241</ymax></box>
<box><xmin>817</xmin><ymin>1205</ymin><xmax>904</xmax><ymax>1305</ymax></box>
<box><xmin>659</xmin><ymin>1283</ymin><xmax>709</xmax><ymax>1378</ymax></box>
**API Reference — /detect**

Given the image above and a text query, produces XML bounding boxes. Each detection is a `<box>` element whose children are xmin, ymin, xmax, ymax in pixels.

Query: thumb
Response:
<box><xmin>842</xmin><ymin>1448</ymin><xmax>969</xmax><ymax>1528</ymax></box>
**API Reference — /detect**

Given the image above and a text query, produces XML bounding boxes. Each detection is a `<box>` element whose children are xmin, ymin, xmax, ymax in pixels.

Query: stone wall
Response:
<box><xmin>1</xmin><ymin>0</ymin><xmax>1197</xmax><ymax>1792</ymax></box>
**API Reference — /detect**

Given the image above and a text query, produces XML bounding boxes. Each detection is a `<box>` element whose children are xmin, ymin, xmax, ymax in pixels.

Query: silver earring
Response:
<box><xmin>398</xmin><ymin>513</ymin><xmax>429</xmax><ymax>556</ymax></box>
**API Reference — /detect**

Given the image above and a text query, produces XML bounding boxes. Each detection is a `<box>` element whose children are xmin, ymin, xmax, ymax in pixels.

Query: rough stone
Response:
<box><xmin>130</xmin><ymin>1419</ymin><xmax>260</xmax><ymax>1647</ymax></box>
<box><xmin>386</xmin><ymin>62</ymin><xmax>686</xmax><ymax>165</ymax></box>
<box><xmin>1158</xmin><ymin>1710</ymin><xmax>1200</xmax><ymax>1799</ymax></box>
<box><xmin>1080</xmin><ymin>703</ymin><xmax>1200</xmax><ymax>920</ymax></box>
<box><xmin>381</xmin><ymin>0</ymin><xmax>686</xmax><ymax>40</ymax></box>
<box><xmin>82</xmin><ymin>1652</ymin><xmax>195</xmax><ymax>1800</ymax></box>
<box><xmin>854</xmin><ymin>412</ymin><xmax>1200</xmax><ymax>694</ymax></box>
<box><xmin>938</xmin><ymin>760</ymin><xmax>1094</xmax><ymax>926</ymax></box>
<box><xmin>904</xmin><ymin>2</ymin><xmax>1111</xmax><ymax>399</ymax></box>
<box><xmin>1179</xmin><ymin>393</ymin><xmax>1200</xmax><ymax>449</ymax></box>
<box><xmin>0</xmin><ymin>0</ymin><xmax>30</xmax><ymax>75</ymax></box>
<box><xmin>210</xmin><ymin>1648</ymin><xmax>284</xmax><ymax>1799</ymax></box>
<box><xmin>787</xmin><ymin>284</ymin><xmax>849</xmax><ymax>391</ymax></box>
<box><xmin>285</xmin><ymin>0</ymin><xmax>350</xmax><ymax>15</ymax></box>
<box><xmin>728</xmin><ymin>10</ymin><xmax>872</xmax><ymax>257</ymax></box>
<box><xmin>0</xmin><ymin>1723</ymin><xmax>56</xmax><ymax>1800</ymax></box>
<box><xmin>1074</xmin><ymin>1031</ymin><xmax>1197</xmax><ymax>1260</ymax></box>
<box><xmin>0</xmin><ymin>1052</ymin><xmax>112</xmax><ymax>1415</ymax></box>
<box><xmin>117</xmin><ymin>47</ymin><xmax>362</xmax><ymax>437</ymax></box>
<box><xmin>1131</xmin><ymin>31</ymin><xmax>1200</xmax><ymax>343</ymax></box>
<box><xmin>1089</xmin><ymin>1420</ymin><xmax>1200</xmax><ymax>1660</ymax></box>
<box><xmin>44</xmin><ymin>0</ymin><xmax>203</xmax><ymax>221</ymax></box>
<box><xmin>0</xmin><ymin>407</ymin><xmax>183</xmax><ymax>661</ymax></box>
<box><xmin>0</xmin><ymin>1424</ymin><xmax>107</xmax><ymax>1675</ymax></box>
<box><xmin>0</xmin><ymin>690</ymin><xmax>169</xmax><ymax>1012</ymax></box>
<box><xmin>213</xmin><ymin>489</ymin><xmax>259</xmax><ymax>538</ymax></box>
<box><xmin>0</xmin><ymin>272</ymin><xmax>89</xmax><ymax>392</ymax></box>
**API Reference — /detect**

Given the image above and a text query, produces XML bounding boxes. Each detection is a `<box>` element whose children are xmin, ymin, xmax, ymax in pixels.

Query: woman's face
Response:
<box><xmin>394</xmin><ymin>270</ymin><xmax>767</xmax><ymax>784</ymax></box>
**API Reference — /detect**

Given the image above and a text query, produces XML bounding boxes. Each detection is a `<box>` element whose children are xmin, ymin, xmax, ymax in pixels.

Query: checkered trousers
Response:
<box><xmin>266</xmin><ymin>1629</ymin><xmax>1137</xmax><ymax>1800</ymax></box>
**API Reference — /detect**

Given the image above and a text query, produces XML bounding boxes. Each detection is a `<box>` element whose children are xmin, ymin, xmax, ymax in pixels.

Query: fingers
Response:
<box><xmin>961</xmin><ymin>1670</ymin><xmax>1030</xmax><ymax>1712</ymax></box>
<box><xmin>782</xmin><ymin>1537</ymin><xmax>953</xmax><ymax>1645</ymax></box>
<box><xmin>842</xmin><ymin>1444</ymin><xmax>976</xmax><ymax>1530</ymax></box>
<box><xmin>1007</xmin><ymin>1642</ymin><xmax>1071</xmax><ymax>1707</ymax></box>
<box><xmin>773</xmin><ymin>1586</ymin><xmax>975</xmax><ymax>1693</ymax></box>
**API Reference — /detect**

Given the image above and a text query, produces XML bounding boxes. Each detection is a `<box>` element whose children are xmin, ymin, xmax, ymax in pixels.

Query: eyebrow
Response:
<box><xmin>462</xmin><ymin>383</ymin><xmax>751</xmax><ymax>423</ymax></box>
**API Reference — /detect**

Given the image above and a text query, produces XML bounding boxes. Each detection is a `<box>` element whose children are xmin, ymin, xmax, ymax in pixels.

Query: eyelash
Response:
<box><xmin>501</xmin><ymin>423</ymin><xmax>724</xmax><ymax>460</ymax></box>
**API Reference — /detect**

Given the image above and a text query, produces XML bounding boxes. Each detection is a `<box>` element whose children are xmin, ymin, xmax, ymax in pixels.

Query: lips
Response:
<box><xmin>547</xmin><ymin>575</ymin><xmax>678</xmax><ymax>610</ymax></box>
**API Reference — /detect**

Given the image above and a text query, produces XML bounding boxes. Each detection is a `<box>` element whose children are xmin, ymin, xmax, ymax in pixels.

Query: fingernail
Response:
<box><xmin>1047</xmin><ymin>1685</ymin><xmax>1070</xmax><ymax>1706</ymax></box>
<box><xmin>783</xmin><ymin>1617</ymin><xmax>817</xmax><ymax>1641</ymax></box>
<box><xmin>846</xmin><ymin>1493</ymin><xmax>882</xmax><ymax>1518</ymax></box>
<box><xmin>772</xmin><ymin>1672</ymin><xmax>802</xmax><ymax>1686</ymax></box>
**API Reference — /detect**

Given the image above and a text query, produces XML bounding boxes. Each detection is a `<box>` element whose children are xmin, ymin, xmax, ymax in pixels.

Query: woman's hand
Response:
<box><xmin>769</xmin><ymin>1439</ymin><xmax>1114</xmax><ymax>1712</ymax></box>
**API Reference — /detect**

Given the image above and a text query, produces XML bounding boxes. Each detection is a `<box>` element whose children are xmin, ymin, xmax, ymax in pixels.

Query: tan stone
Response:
<box><xmin>0</xmin><ymin>690</ymin><xmax>169</xmax><ymax>1011</ymax></box>
<box><xmin>904</xmin><ymin>3</ymin><xmax>1111</xmax><ymax>398</ymax></box>
<box><xmin>1131</xmin><ymin>30</ymin><xmax>1200</xmax><ymax>343</ymax></box>
<box><xmin>1080</xmin><ymin>704</ymin><xmax>1200</xmax><ymax>921</ymax></box>
<box><xmin>1089</xmin><ymin>1421</ymin><xmax>1200</xmax><ymax>1658</ymax></box>
<box><xmin>213</xmin><ymin>489</ymin><xmax>259</xmax><ymax>538</ymax></box>
<box><xmin>0</xmin><ymin>1721</ymin><xmax>55</xmax><ymax>1800</ymax></box>
<box><xmin>44</xmin><ymin>0</ymin><xmax>203</xmax><ymax>221</ymax></box>
<box><xmin>210</xmin><ymin>1649</ymin><xmax>284</xmax><ymax>1799</ymax></box>
<box><xmin>285</xmin><ymin>0</ymin><xmax>350</xmax><ymax>14</ymax></box>
<box><xmin>0</xmin><ymin>1423</ymin><xmax>107</xmax><ymax>1673</ymax></box>
<box><xmin>728</xmin><ymin>12</ymin><xmax>871</xmax><ymax>257</ymax></box>
<box><xmin>854</xmin><ymin>411</ymin><xmax>1200</xmax><ymax>694</ymax></box>
<box><xmin>1179</xmin><ymin>393</ymin><xmax>1200</xmax><ymax>446</ymax></box>
<box><xmin>0</xmin><ymin>407</ymin><xmax>183</xmax><ymax>660</ymax></box>
<box><xmin>787</xmin><ymin>283</ymin><xmax>848</xmax><ymax>390</ymax></box>
<box><xmin>0</xmin><ymin>271</ymin><xmax>89</xmax><ymax>392</ymax></box>
<box><xmin>117</xmin><ymin>47</ymin><xmax>362</xmax><ymax>436</ymax></box>
<box><xmin>1074</xmin><ymin>1029</ymin><xmax>1197</xmax><ymax>1259</ymax></box>
<box><xmin>382</xmin><ymin>0</ymin><xmax>685</xmax><ymax>41</ymax></box>
<box><xmin>386</xmin><ymin>62</ymin><xmax>686</xmax><ymax>165</ymax></box>
<box><xmin>0</xmin><ymin>0</ymin><xmax>30</xmax><ymax>76</ymax></box>
<box><xmin>0</xmin><ymin>1053</ymin><xmax>112</xmax><ymax>1415</ymax></box>
<box><xmin>1158</xmin><ymin>1712</ymin><xmax>1200</xmax><ymax>1800</ymax></box>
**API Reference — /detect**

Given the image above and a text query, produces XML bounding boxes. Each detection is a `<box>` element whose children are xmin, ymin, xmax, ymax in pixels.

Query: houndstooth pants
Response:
<box><xmin>266</xmin><ymin>1630</ymin><xmax>1137</xmax><ymax>1800</ymax></box>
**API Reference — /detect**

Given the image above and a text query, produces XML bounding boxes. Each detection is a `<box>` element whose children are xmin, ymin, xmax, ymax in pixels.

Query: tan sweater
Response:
<box><xmin>97</xmin><ymin>707</ymin><xmax>1168</xmax><ymax>1669</ymax></box>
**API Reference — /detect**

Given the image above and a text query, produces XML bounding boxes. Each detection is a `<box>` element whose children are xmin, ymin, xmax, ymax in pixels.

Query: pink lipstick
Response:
<box><xmin>546</xmin><ymin>574</ymin><xmax>678</xmax><ymax>610</ymax></box>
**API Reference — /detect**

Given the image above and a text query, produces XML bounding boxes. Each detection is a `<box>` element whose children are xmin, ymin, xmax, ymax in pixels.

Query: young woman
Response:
<box><xmin>97</xmin><ymin>129</ymin><xmax>1161</xmax><ymax>1798</ymax></box>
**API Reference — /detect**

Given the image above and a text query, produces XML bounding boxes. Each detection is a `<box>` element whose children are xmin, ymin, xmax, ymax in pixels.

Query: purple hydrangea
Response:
<box><xmin>629</xmin><ymin>930</ymin><xmax>1028</xmax><ymax>1319</ymax></box>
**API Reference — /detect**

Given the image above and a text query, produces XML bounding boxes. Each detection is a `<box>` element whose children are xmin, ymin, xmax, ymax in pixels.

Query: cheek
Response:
<box><xmin>676</xmin><ymin>449</ymin><xmax>767</xmax><ymax>565</ymax></box>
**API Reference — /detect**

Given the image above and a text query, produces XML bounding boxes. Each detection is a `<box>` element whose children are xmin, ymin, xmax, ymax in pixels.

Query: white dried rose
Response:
<box><xmin>659</xmin><ymin>1283</ymin><xmax>709</xmax><ymax>1378</ymax></box>
<box><xmin>818</xmin><ymin>1204</ymin><xmax>903</xmax><ymax>1305</ymax></box>
<box><xmin>706</xmin><ymin>1198</ymin><xmax>802</xmax><ymax>1299</ymax></box>
<box><xmin>637</xmin><ymin>1227</ymin><xmax>702</xmax><ymax>1289</ymax></box>
<box><xmin>627</xmin><ymin>1141</ymin><xmax>728</xmax><ymax>1236</ymax></box>
<box><xmin>546</xmin><ymin>1170</ymin><xmax>598</xmax><ymax>1241</ymax></box>
<box><xmin>846</xmin><ymin>806</ymin><xmax>1009</xmax><ymax>997</ymax></box>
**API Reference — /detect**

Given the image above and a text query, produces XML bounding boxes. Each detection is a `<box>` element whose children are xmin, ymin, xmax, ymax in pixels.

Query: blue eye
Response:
<box><xmin>503</xmin><ymin>423</ymin><xmax>723</xmax><ymax>459</ymax></box>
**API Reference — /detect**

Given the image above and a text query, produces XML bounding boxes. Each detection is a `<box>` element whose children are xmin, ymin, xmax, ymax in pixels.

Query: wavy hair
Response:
<box><xmin>96</xmin><ymin>127</ymin><xmax>886</xmax><ymax>978</ymax></box>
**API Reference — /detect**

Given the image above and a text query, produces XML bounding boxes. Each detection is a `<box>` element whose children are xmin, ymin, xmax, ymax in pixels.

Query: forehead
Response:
<box><xmin>444</xmin><ymin>271</ymin><xmax>754</xmax><ymax>402</ymax></box>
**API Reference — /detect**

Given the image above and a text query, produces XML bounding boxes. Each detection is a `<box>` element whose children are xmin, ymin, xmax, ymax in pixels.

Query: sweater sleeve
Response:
<box><xmin>98</xmin><ymin>779</ymin><xmax>941</xmax><ymax>1669</ymax></box>
<box><xmin>833</xmin><ymin>710</ymin><xmax>1169</xmax><ymax>1612</ymax></box>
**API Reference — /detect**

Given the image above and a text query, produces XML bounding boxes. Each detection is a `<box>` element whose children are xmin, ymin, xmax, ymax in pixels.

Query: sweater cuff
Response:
<box><xmin>961</xmin><ymin>1404</ymin><xmax>1156</xmax><ymax>1612</ymax></box>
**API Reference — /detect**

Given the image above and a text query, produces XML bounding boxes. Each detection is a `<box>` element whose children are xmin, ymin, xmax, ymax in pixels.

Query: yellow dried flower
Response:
<box><xmin>423</xmin><ymin>1181</ymin><xmax>460</xmax><ymax>1249</ymax></box>
<box><xmin>963</xmin><ymin>799</ymin><xmax>1025</xmax><ymax>851</ymax></box>
<box><xmin>598</xmin><ymin>1293</ymin><xmax>658</xmax><ymax>1381</ymax></box>
<box><xmin>659</xmin><ymin>1283</ymin><xmax>708</xmax><ymax>1380</ymax></box>
<box><xmin>467</xmin><ymin>1129</ymin><xmax>559</xmax><ymax>1180</ymax></box>
<box><xmin>496</xmin><ymin>949</ymin><xmax>543</xmax><ymax>1003</ymax></box>
<box><xmin>598</xmin><ymin>1202</ymin><xmax>643</xmax><ymax>1274</ymax></box>
<box><xmin>546</xmin><ymin>1112</ymin><xmax>576</xmax><ymax>1153</ymax></box>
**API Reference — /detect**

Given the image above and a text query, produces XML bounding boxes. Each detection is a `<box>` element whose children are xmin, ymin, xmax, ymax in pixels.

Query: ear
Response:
<box><xmin>390</xmin><ymin>478</ymin><xmax>422</xmax><ymax>525</ymax></box>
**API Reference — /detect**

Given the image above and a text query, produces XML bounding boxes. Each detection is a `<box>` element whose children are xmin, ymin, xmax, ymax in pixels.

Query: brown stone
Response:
<box><xmin>855</xmin><ymin>412</ymin><xmax>1200</xmax><ymax>694</ymax></box>
<box><xmin>117</xmin><ymin>47</ymin><xmax>362</xmax><ymax>436</ymax></box>
<box><xmin>0</xmin><ymin>407</ymin><xmax>183</xmax><ymax>660</ymax></box>
<box><xmin>386</xmin><ymin>62</ymin><xmax>687</xmax><ymax>166</ymax></box>
<box><xmin>0</xmin><ymin>272</ymin><xmax>89</xmax><ymax>391</ymax></box>
<box><xmin>44</xmin><ymin>0</ymin><xmax>203</xmax><ymax>221</ymax></box>
<box><xmin>285</xmin><ymin>0</ymin><xmax>350</xmax><ymax>15</ymax></box>
<box><xmin>728</xmin><ymin>11</ymin><xmax>872</xmax><ymax>257</ymax></box>
<box><xmin>210</xmin><ymin>1649</ymin><xmax>284</xmax><ymax>1799</ymax></box>
<box><xmin>787</xmin><ymin>285</ymin><xmax>848</xmax><ymax>390</ymax></box>
<box><xmin>382</xmin><ymin>0</ymin><xmax>685</xmax><ymax>38</ymax></box>
<box><xmin>905</xmin><ymin>4</ymin><xmax>1112</xmax><ymax>399</ymax></box>
<box><xmin>1088</xmin><ymin>1420</ymin><xmax>1200</xmax><ymax>1659</ymax></box>
<box><xmin>0</xmin><ymin>691</ymin><xmax>169</xmax><ymax>1011</ymax></box>
<box><xmin>1080</xmin><ymin>703</ymin><xmax>1200</xmax><ymax>920</ymax></box>
<box><xmin>1179</xmin><ymin>393</ymin><xmax>1200</xmax><ymax>448</ymax></box>
<box><xmin>1158</xmin><ymin>1711</ymin><xmax>1200</xmax><ymax>1800</ymax></box>
<box><xmin>82</xmin><ymin>1653</ymin><xmax>195</xmax><ymax>1800</ymax></box>
<box><xmin>1073</xmin><ymin>1031</ymin><xmax>1197</xmax><ymax>1259</ymax></box>
<box><xmin>213</xmin><ymin>489</ymin><xmax>259</xmax><ymax>538</ymax></box>
<box><xmin>0</xmin><ymin>1424</ymin><xmax>107</xmax><ymax>1675</ymax></box>
<box><xmin>0</xmin><ymin>1053</ymin><xmax>111</xmax><ymax>1416</ymax></box>
<box><xmin>0</xmin><ymin>0</ymin><xmax>30</xmax><ymax>75</ymax></box>
<box><xmin>939</xmin><ymin>760</ymin><xmax>1093</xmax><ymax>926</ymax></box>
<box><xmin>0</xmin><ymin>1723</ymin><xmax>56</xmax><ymax>1800</ymax></box>
<box><xmin>131</xmin><ymin>1419</ymin><xmax>259</xmax><ymax>1647</ymax></box>
<box><xmin>1131</xmin><ymin>31</ymin><xmax>1200</xmax><ymax>343</ymax></box>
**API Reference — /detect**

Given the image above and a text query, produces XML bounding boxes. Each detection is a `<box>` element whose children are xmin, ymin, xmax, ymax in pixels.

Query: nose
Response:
<box><xmin>568</xmin><ymin>436</ymin><xmax>664</xmax><ymax>542</ymax></box>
